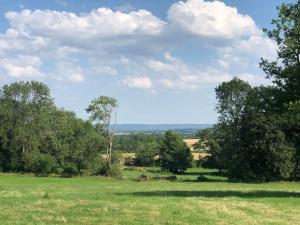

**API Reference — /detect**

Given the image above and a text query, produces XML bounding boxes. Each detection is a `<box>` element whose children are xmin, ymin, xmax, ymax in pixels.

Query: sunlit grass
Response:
<box><xmin>0</xmin><ymin>168</ymin><xmax>299</xmax><ymax>225</ymax></box>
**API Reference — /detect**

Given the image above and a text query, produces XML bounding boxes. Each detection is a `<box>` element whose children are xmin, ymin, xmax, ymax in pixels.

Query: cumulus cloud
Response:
<box><xmin>0</xmin><ymin>55</ymin><xmax>44</xmax><ymax>78</ymax></box>
<box><xmin>123</xmin><ymin>76</ymin><xmax>153</xmax><ymax>89</ymax></box>
<box><xmin>146</xmin><ymin>53</ymin><xmax>232</xmax><ymax>89</ymax></box>
<box><xmin>53</xmin><ymin>62</ymin><xmax>85</xmax><ymax>82</ymax></box>
<box><xmin>4</xmin><ymin>8</ymin><xmax>166</xmax><ymax>57</ymax></box>
<box><xmin>167</xmin><ymin>0</ymin><xmax>260</xmax><ymax>40</ymax></box>
<box><xmin>0</xmin><ymin>0</ymin><xmax>277</xmax><ymax>90</ymax></box>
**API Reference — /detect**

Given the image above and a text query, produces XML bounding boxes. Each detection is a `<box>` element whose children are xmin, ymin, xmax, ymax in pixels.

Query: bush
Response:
<box><xmin>196</xmin><ymin>175</ymin><xmax>209</xmax><ymax>182</ymax></box>
<box><xmin>94</xmin><ymin>154</ymin><xmax>123</xmax><ymax>178</ymax></box>
<box><xmin>197</xmin><ymin>156</ymin><xmax>219</xmax><ymax>169</ymax></box>
<box><xmin>159</xmin><ymin>131</ymin><xmax>193</xmax><ymax>174</ymax></box>
<box><xmin>136</xmin><ymin>174</ymin><xmax>150</xmax><ymax>182</ymax></box>
<box><xmin>134</xmin><ymin>142</ymin><xmax>159</xmax><ymax>166</ymax></box>
<box><xmin>94</xmin><ymin>159</ymin><xmax>109</xmax><ymax>176</ymax></box>
<box><xmin>62</xmin><ymin>165</ymin><xmax>79</xmax><ymax>178</ymax></box>
<box><xmin>109</xmin><ymin>163</ymin><xmax>122</xmax><ymax>178</ymax></box>
<box><xmin>23</xmin><ymin>153</ymin><xmax>56</xmax><ymax>175</ymax></box>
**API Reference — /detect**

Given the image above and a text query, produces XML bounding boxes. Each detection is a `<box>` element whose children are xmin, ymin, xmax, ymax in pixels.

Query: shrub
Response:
<box><xmin>197</xmin><ymin>175</ymin><xmax>209</xmax><ymax>182</ymax></box>
<box><xmin>23</xmin><ymin>153</ymin><xmax>56</xmax><ymax>175</ymax></box>
<box><xmin>197</xmin><ymin>156</ymin><xmax>219</xmax><ymax>169</ymax></box>
<box><xmin>134</xmin><ymin>142</ymin><xmax>159</xmax><ymax>166</ymax></box>
<box><xmin>94</xmin><ymin>154</ymin><xmax>123</xmax><ymax>177</ymax></box>
<box><xmin>109</xmin><ymin>163</ymin><xmax>122</xmax><ymax>178</ymax></box>
<box><xmin>136</xmin><ymin>174</ymin><xmax>151</xmax><ymax>181</ymax></box>
<box><xmin>62</xmin><ymin>165</ymin><xmax>79</xmax><ymax>178</ymax></box>
<box><xmin>159</xmin><ymin>131</ymin><xmax>192</xmax><ymax>174</ymax></box>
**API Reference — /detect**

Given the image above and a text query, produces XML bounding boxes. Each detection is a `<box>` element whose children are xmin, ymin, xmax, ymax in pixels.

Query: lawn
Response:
<box><xmin>0</xmin><ymin>168</ymin><xmax>300</xmax><ymax>225</ymax></box>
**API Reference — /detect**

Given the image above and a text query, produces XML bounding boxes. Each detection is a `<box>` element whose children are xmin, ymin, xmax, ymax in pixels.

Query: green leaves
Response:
<box><xmin>86</xmin><ymin>96</ymin><xmax>118</xmax><ymax>131</ymax></box>
<box><xmin>159</xmin><ymin>131</ymin><xmax>192</xmax><ymax>174</ymax></box>
<box><xmin>0</xmin><ymin>81</ymin><xmax>105</xmax><ymax>174</ymax></box>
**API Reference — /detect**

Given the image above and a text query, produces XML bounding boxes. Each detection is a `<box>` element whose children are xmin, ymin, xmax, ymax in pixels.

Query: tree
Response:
<box><xmin>134</xmin><ymin>141</ymin><xmax>159</xmax><ymax>166</ymax></box>
<box><xmin>0</xmin><ymin>81</ymin><xmax>105</xmax><ymax>175</ymax></box>
<box><xmin>238</xmin><ymin>88</ymin><xmax>296</xmax><ymax>180</ymax></box>
<box><xmin>159</xmin><ymin>131</ymin><xmax>192</xmax><ymax>174</ymax></box>
<box><xmin>259</xmin><ymin>1</ymin><xmax>300</xmax><ymax>178</ymax></box>
<box><xmin>86</xmin><ymin>96</ymin><xmax>118</xmax><ymax>173</ymax></box>
<box><xmin>0</xmin><ymin>81</ymin><xmax>53</xmax><ymax>171</ymax></box>
<box><xmin>194</xmin><ymin>128</ymin><xmax>214</xmax><ymax>151</ymax></box>
<box><xmin>214</xmin><ymin>77</ymin><xmax>252</xmax><ymax>171</ymax></box>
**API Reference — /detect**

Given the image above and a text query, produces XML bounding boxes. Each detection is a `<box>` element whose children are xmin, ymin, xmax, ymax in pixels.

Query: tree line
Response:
<box><xmin>0</xmin><ymin>81</ymin><xmax>111</xmax><ymax>175</ymax></box>
<box><xmin>202</xmin><ymin>2</ymin><xmax>300</xmax><ymax>181</ymax></box>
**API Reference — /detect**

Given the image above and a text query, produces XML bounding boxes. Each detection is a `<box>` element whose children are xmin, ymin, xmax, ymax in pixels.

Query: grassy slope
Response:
<box><xmin>0</xmin><ymin>168</ymin><xmax>300</xmax><ymax>225</ymax></box>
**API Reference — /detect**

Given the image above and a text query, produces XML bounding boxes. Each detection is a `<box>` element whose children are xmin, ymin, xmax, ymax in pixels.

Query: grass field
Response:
<box><xmin>1</xmin><ymin>167</ymin><xmax>300</xmax><ymax>225</ymax></box>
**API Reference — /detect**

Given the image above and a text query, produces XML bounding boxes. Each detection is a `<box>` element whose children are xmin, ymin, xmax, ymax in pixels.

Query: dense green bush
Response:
<box><xmin>159</xmin><ymin>131</ymin><xmax>192</xmax><ymax>174</ymax></box>
<box><xmin>134</xmin><ymin>142</ymin><xmax>159</xmax><ymax>166</ymax></box>
<box><xmin>95</xmin><ymin>154</ymin><xmax>123</xmax><ymax>177</ymax></box>
<box><xmin>62</xmin><ymin>165</ymin><xmax>79</xmax><ymax>178</ymax></box>
<box><xmin>0</xmin><ymin>81</ymin><xmax>106</xmax><ymax>175</ymax></box>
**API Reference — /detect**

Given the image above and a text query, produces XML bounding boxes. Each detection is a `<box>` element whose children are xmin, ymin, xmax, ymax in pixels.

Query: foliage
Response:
<box><xmin>113</xmin><ymin>133</ymin><xmax>163</xmax><ymax>152</ymax></box>
<box><xmin>62</xmin><ymin>165</ymin><xmax>79</xmax><ymax>178</ymax></box>
<box><xmin>259</xmin><ymin>1</ymin><xmax>300</xmax><ymax>178</ymax></box>
<box><xmin>159</xmin><ymin>131</ymin><xmax>192</xmax><ymax>174</ymax></box>
<box><xmin>86</xmin><ymin>96</ymin><xmax>118</xmax><ymax>175</ymax></box>
<box><xmin>0</xmin><ymin>81</ymin><xmax>105</xmax><ymax>175</ymax></box>
<box><xmin>95</xmin><ymin>153</ymin><xmax>123</xmax><ymax>177</ymax></box>
<box><xmin>134</xmin><ymin>141</ymin><xmax>159</xmax><ymax>166</ymax></box>
<box><xmin>209</xmin><ymin>1</ymin><xmax>300</xmax><ymax>181</ymax></box>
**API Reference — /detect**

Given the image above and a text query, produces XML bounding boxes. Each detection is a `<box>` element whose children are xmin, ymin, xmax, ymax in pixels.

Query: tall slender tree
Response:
<box><xmin>86</xmin><ymin>96</ymin><xmax>118</xmax><ymax>172</ymax></box>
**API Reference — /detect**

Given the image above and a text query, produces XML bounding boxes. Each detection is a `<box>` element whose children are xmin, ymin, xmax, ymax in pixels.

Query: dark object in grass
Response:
<box><xmin>196</xmin><ymin>175</ymin><xmax>209</xmax><ymax>182</ymax></box>
<box><xmin>137</xmin><ymin>174</ymin><xmax>150</xmax><ymax>181</ymax></box>
<box><xmin>163</xmin><ymin>175</ymin><xmax>177</xmax><ymax>181</ymax></box>
<box><xmin>42</xmin><ymin>192</ymin><xmax>50</xmax><ymax>199</ymax></box>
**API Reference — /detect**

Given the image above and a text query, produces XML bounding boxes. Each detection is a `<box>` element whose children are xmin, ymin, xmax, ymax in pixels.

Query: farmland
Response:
<box><xmin>1</xmin><ymin>167</ymin><xmax>299</xmax><ymax>225</ymax></box>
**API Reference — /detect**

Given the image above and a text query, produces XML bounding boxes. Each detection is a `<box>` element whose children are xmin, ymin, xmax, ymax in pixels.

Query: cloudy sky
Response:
<box><xmin>0</xmin><ymin>0</ymin><xmax>293</xmax><ymax>124</ymax></box>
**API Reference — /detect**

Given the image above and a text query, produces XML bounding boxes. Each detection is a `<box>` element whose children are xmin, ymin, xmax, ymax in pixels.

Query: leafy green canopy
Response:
<box><xmin>0</xmin><ymin>81</ymin><xmax>105</xmax><ymax>174</ymax></box>
<box><xmin>159</xmin><ymin>131</ymin><xmax>192</xmax><ymax>174</ymax></box>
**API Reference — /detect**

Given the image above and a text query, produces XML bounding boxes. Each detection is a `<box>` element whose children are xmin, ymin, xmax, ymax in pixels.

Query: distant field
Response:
<box><xmin>1</xmin><ymin>168</ymin><xmax>300</xmax><ymax>225</ymax></box>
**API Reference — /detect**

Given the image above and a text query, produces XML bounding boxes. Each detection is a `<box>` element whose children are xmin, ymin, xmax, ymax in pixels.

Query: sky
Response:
<box><xmin>0</xmin><ymin>0</ymin><xmax>295</xmax><ymax>124</ymax></box>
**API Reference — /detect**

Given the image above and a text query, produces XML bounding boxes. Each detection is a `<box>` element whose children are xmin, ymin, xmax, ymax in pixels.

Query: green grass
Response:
<box><xmin>0</xmin><ymin>168</ymin><xmax>300</xmax><ymax>225</ymax></box>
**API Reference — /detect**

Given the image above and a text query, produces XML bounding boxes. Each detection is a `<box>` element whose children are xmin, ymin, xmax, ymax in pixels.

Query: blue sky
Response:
<box><xmin>0</xmin><ymin>0</ymin><xmax>294</xmax><ymax>124</ymax></box>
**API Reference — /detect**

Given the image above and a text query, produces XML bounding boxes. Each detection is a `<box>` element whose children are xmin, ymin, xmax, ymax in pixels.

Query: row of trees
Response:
<box><xmin>0</xmin><ymin>81</ymin><xmax>192</xmax><ymax>175</ymax></box>
<box><xmin>0</xmin><ymin>81</ymin><xmax>120</xmax><ymax>175</ymax></box>
<box><xmin>203</xmin><ymin>2</ymin><xmax>300</xmax><ymax>181</ymax></box>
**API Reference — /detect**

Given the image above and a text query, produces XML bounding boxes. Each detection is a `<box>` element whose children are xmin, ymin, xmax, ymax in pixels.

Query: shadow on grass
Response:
<box><xmin>146</xmin><ymin>169</ymin><xmax>226</xmax><ymax>177</ymax></box>
<box><xmin>117</xmin><ymin>190</ymin><xmax>300</xmax><ymax>198</ymax></box>
<box><xmin>183</xmin><ymin>171</ymin><xmax>226</xmax><ymax>177</ymax></box>
<box><xmin>146</xmin><ymin>169</ymin><xmax>164</xmax><ymax>174</ymax></box>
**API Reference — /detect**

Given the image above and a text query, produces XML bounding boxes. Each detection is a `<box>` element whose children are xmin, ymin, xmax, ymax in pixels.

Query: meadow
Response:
<box><xmin>0</xmin><ymin>168</ymin><xmax>300</xmax><ymax>225</ymax></box>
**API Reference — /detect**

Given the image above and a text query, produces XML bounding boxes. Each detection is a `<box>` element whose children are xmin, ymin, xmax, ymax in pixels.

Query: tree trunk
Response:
<box><xmin>108</xmin><ymin>134</ymin><xmax>113</xmax><ymax>172</ymax></box>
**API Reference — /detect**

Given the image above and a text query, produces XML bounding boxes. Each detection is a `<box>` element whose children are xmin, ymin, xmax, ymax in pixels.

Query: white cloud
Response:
<box><xmin>92</xmin><ymin>66</ymin><xmax>118</xmax><ymax>76</ymax></box>
<box><xmin>146</xmin><ymin>59</ymin><xmax>175</xmax><ymax>72</ymax></box>
<box><xmin>216</xmin><ymin>35</ymin><xmax>277</xmax><ymax>70</ymax></box>
<box><xmin>146</xmin><ymin>55</ymin><xmax>232</xmax><ymax>89</ymax></box>
<box><xmin>53</xmin><ymin>62</ymin><xmax>85</xmax><ymax>82</ymax></box>
<box><xmin>123</xmin><ymin>76</ymin><xmax>153</xmax><ymax>89</ymax></box>
<box><xmin>0</xmin><ymin>1</ymin><xmax>277</xmax><ymax>90</ymax></box>
<box><xmin>5</xmin><ymin>8</ymin><xmax>165</xmax><ymax>39</ymax></box>
<box><xmin>167</xmin><ymin>0</ymin><xmax>260</xmax><ymax>40</ymax></box>
<box><xmin>0</xmin><ymin>55</ymin><xmax>44</xmax><ymax>78</ymax></box>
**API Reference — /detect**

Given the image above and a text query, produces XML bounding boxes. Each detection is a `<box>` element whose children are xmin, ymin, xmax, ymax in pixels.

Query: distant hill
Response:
<box><xmin>110</xmin><ymin>124</ymin><xmax>213</xmax><ymax>135</ymax></box>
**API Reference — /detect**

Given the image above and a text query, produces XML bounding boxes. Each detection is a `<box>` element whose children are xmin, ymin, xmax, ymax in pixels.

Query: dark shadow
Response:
<box><xmin>183</xmin><ymin>171</ymin><xmax>226</xmax><ymax>177</ymax></box>
<box><xmin>145</xmin><ymin>169</ymin><xmax>163</xmax><ymax>174</ymax></box>
<box><xmin>116</xmin><ymin>190</ymin><xmax>300</xmax><ymax>198</ymax></box>
<box><xmin>179</xmin><ymin>178</ymin><xmax>227</xmax><ymax>183</ymax></box>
